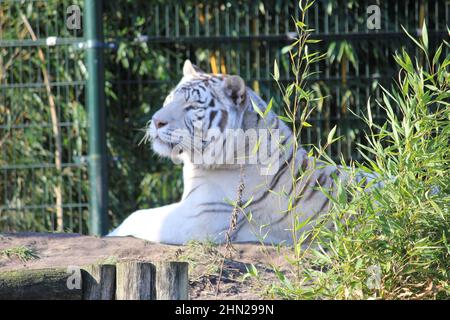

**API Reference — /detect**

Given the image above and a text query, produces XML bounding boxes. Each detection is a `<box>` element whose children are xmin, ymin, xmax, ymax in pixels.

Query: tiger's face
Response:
<box><xmin>148</xmin><ymin>60</ymin><xmax>248</xmax><ymax>164</ymax></box>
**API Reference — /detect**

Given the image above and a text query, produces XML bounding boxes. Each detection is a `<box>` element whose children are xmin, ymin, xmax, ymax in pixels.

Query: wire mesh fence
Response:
<box><xmin>0</xmin><ymin>0</ymin><xmax>87</xmax><ymax>232</ymax></box>
<box><xmin>0</xmin><ymin>0</ymin><xmax>448</xmax><ymax>233</ymax></box>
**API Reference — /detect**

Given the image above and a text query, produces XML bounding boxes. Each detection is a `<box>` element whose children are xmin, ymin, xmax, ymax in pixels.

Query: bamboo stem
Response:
<box><xmin>20</xmin><ymin>12</ymin><xmax>64</xmax><ymax>231</ymax></box>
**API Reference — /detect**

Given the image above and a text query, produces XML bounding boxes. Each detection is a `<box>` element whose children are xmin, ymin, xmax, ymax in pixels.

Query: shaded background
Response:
<box><xmin>0</xmin><ymin>0</ymin><xmax>448</xmax><ymax>233</ymax></box>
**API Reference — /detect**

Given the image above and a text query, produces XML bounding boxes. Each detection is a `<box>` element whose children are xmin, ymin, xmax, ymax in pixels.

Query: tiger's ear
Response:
<box><xmin>223</xmin><ymin>75</ymin><xmax>246</xmax><ymax>106</ymax></box>
<box><xmin>183</xmin><ymin>59</ymin><xmax>205</xmax><ymax>77</ymax></box>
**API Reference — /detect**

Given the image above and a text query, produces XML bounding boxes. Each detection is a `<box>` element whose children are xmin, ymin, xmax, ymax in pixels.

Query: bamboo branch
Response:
<box><xmin>20</xmin><ymin>12</ymin><xmax>64</xmax><ymax>231</ymax></box>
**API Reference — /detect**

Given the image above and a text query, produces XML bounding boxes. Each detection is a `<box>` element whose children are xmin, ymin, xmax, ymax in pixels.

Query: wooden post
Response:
<box><xmin>0</xmin><ymin>268</ymin><xmax>82</xmax><ymax>300</ymax></box>
<box><xmin>116</xmin><ymin>261</ymin><xmax>155</xmax><ymax>300</ymax></box>
<box><xmin>81</xmin><ymin>264</ymin><xmax>116</xmax><ymax>300</ymax></box>
<box><xmin>156</xmin><ymin>262</ymin><xmax>189</xmax><ymax>300</ymax></box>
<box><xmin>0</xmin><ymin>261</ymin><xmax>189</xmax><ymax>300</ymax></box>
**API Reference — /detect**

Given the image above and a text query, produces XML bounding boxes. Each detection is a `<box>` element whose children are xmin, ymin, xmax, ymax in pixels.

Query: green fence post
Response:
<box><xmin>84</xmin><ymin>0</ymin><xmax>108</xmax><ymax>235</ymax></box>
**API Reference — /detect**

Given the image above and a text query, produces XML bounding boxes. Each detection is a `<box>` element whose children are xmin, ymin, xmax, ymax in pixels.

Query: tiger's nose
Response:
<box><xmin>153</xmin><ymin>118</ymin><xmax>168</xmax><ymax>129</ymax></box>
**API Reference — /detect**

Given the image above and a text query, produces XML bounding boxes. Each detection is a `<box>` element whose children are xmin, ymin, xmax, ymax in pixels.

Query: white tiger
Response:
<box><xmin>107</xmin><ymin>60</ymin><xmax>367</xmax><ymax>245</ymax></box>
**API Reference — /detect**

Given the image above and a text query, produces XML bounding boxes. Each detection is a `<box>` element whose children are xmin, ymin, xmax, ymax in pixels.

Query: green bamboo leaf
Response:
<box><xmin>241</xmin><ymin>196</ymin><xmax>254</xmax><ymax>209</ymax></box>
<box><xmin>393</xmin><ymin>51</ymin><xmax>414</xmax><ymax>73</ymax></box>
<box><xmin>245</xmin><ymin>264</ymin><xmax>258</xmax><ymax>277</ymax></box>
<box><xmin>295</xmin><ymin>216</ymin><xmax>312</xmax><ymax>232</ymax></box>
<box><xmin>306</xmin><ymin>39</ymin><xmax>321</xmax><ymax>44</ymax></box>
<box><xmin>421</xmin><ymin>21</ymin><xmax>428</xmax><ymax>51</ymax></box>
<box><xmin>263</xmin><ymin>98</ymin><xmax>274</xmax><ymax>116</ymax></box>
<box><xmin>273</xmin><ymin>59</ymin><xmax>280</xmax><ymax>81</ymax></box>
<box><xmin>303</xmin><ymin>0</ymin><xmax>316</xmax><ymax>12</ymax></box>
<box><xmin>432</xmin><ymin>43</ymin><xmax>443</xmax><ymax>67</ymax></box>
<box><xmin>366</xmin><ymin>97</ymin><xmax>373</xmax><ymax>127</ymax></box>
<box><xmin>327</xmin><ymin>125</ymin><xmax>337</xmax><ymax>145</ymax></box>
<box><xmin>442</xmin><ymin>53</ymin><xmax>450</xmax><ymax>69</ymax></box>
<box><xmin>401</xmin><ymin>25</ymin><xmax>425</xmax><ymax>53</ymax></box>
<box><xmin>278</xmin><ymin>115</ymin><xmax>293</xmax><ymax>123</ymax></box>
<box><xmin>250</xmin><ymin>98</ymin><xmax>264</xmax><ymax>118</ymax></box>
<box><xmin>252</xmin><ymin>137</ymin><xmax>261</xmax><ymax>155</ymax></box>
<box><xmin>425</xmin><ymin>84</ymin><xmax>439</xmax><ymax>91</ymax></box>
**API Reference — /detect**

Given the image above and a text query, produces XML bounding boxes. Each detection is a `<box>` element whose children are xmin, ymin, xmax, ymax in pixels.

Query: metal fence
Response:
<box><xmin>0</xmin><ymin>0</ymin><xmax>88</xmax><ymax>233</ymax></box>
<box><xmin>0</xmin><ymin>0</ymin><xmax>448</xmax><ymax>234</ymax></box>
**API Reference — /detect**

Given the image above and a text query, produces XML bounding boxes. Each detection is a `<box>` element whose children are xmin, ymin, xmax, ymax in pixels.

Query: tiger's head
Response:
<box><xmin>148</xmin><ymin>60</ymin><xmax>258</xmax><ymax>165</ymax></box>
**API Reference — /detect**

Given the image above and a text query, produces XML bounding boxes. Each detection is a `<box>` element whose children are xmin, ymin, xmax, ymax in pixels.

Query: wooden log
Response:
<box><xmin>155</xmin><ymin>261</ymin><xmax>189</xmax><ymax>300</ymax></box>
<box><xmin>0</xmin><ymin>268</ymin><xmax>82</xmax><ymax>300</ymax></box>
<box><xmin>81</xmin><ymin>264</ymin><xmax>116</xmax><ymax>300</ymax></box>
<box><xmin>116</xmin><ymin>261</ymin><xmax>155</xmax><ymax>300</ymax></box>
